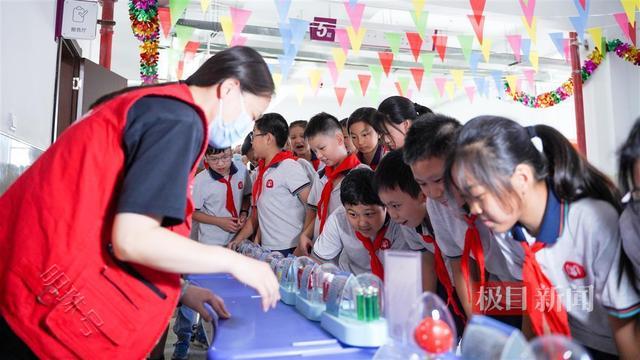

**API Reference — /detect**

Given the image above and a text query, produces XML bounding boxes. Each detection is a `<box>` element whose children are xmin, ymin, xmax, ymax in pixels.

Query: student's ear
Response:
<box><xmin>402</xmin><ymin>120</ymin><xmax>411</xmax><ymax>133</ymax></box>
<box><xmin>511</xmin><ymin>163</ymin><xmax>534</xmax><ymax>194</ymax></box>
<box><xmin>335</xmin><ymin>130</ymin><xmax>344</xmax><ymax>145</ymax></box>
<box><xmin>417</xmin><ymin>191</ymin><xmax>426</xmax><ymax>203</ymax></box>
<box><xmin>218</xmin><ymin>78</ymin><xmax>241</xmax><ymax>99</ymax></box>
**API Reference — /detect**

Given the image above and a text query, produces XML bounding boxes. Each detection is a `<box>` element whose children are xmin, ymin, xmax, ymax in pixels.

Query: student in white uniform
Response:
<box><xmin>403</xmin><ymin>114</ymin><xmax>524</xmax><ymax>318</ymax></box>
<box><xmin>296</xmin><ymin>113</ymin><xmax>365</xmax><ymax>256</ymax></box>
<box><xmin>192</xmin><ymin>146</ymin><xmax>252</xmax><ymax>245</ymax></box>
<box><xmin>312</xmin><ymin>168</ymin><xmax>422</xmax><ymax>278</ymax></box>
<box><xmin>289</xmin><ymin>120</ymin><xmax>324</xmax><ymax>172</ymax></box>
<box><xmin>347</xmin><ymin>107</ymin><xmax>388</xmax><ymax>171</ymax></box>
<box><xmin>618</xmin><ymin>118</ymin><xmax>640</xmax><ymax>288</ymax></box>
<box><xmin>228</xmin><ymin>113</ymin><xmax>311</xmax><ymax>257</ymax></box>
<box><xmin>448</xmin><ymin>115</ymin><xmax>640</xmax><ymax>358</ymax></box>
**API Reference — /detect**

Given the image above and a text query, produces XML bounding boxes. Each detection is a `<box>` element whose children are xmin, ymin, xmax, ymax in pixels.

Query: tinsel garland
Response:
<box><xmin>129</xmin><ymin>0</ymin><xmax>159</xmax><ymax>84</ymax></box>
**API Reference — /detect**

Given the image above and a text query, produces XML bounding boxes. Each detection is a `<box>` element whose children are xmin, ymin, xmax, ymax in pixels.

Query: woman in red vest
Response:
<box><xmin>0</xmin><ymin>46</ymin><xmax>280</xmax><ymax>359</ymax></box>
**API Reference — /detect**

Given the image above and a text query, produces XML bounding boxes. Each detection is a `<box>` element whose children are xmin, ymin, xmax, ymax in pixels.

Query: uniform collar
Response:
<box><xmin>208</xmin><ymin>163</ymin><xmax>238</xmax><ymax>181</ymax></box>
<box><xmin>357</xmin><ymin>144</ymin><xmax>384</xmax><ymax>167</ymax></box>
<box><xmin>511</xmin><ymin>187</ymin><xmax>564</xmax><ymax>245</ymax></box>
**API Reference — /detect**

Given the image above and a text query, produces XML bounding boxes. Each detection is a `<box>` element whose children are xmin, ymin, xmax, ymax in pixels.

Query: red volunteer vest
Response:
<box><xmin>0</xmin><ymin>83</ymin><xmax>208</xmax><ymax>359</ymax></box>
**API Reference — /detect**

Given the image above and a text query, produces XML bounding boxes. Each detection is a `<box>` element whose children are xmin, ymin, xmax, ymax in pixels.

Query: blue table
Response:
<box><xmin>188</xmin><ymin>274</ymin><xmax>378</xmax><ymax>360</ymax></box>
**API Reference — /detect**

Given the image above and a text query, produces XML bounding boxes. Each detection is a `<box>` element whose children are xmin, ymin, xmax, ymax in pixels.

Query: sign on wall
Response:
<box><xmin>310</xmin><ymin>17</ymin><xmax>337</xmax><ymax>42</ymax></box>
<box><xmin>61</xmin><ymin>0</ymin><xmax>98</xmax><ymax>40</ymax></box>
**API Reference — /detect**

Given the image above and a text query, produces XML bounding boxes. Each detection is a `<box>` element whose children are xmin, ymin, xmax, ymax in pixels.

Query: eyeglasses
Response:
<box><xmin>207</xmin><ymin>154</ymin><xmax>232</xmax><ymax>163</ymax></box>
<box><xmin>250</xmin><ymin>132</ymin><xmax>268</xmax><ymax>142</ymax></box>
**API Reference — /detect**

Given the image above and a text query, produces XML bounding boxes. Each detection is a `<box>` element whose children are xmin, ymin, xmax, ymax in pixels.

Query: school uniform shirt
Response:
<box><xmin>254</xmin><ymin>158</ymin><xmax>311</xmax><ymax>251</ymax></box>
<box><xmin>619</xmin><ymin>205</ymin><xmax>640</xmax><ymax>289</ymax></box>
<box><xmin>296</xmin><ymin>158</ymin><xmax>318</xmax><ymax>188</ymax></box>
<box><xmin>312</xmin><ymin>207</ymin><xmax>421</xmax><ymax>275</ymax></box>
<box><xmin>193</xmin><ymin>161</ymin><xmax>252</xmax><ymax>245</ymax></box>
<box><xmin>511</xmin><ymin>191</ymin><xmax>640</xmax><ymax>355</ymax></box>
<box><xmin>307</xmin><ymin>163</ymin><xmax>370</xmax><ymax>239</ymax></box>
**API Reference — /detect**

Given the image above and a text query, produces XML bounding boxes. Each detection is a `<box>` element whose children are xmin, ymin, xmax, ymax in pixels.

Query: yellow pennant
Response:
<box><xmin>200</xmin><ymin>0</ymin><xmax>211</xmax><ymax>14</ymax></box>
<box><xmin>522</xmin><ymin>16</ymin><xmax>537</xmax><ymax>44</ymax></box>
<box><xmin>308</xmin><ymin>68</ymin><xmax>323</xmax><ymax>91</ymax></box>
<box><xmin>220</xmin><ymin>16</ymin><xmax>234</xmax><ymax>46</ymax></box>
<box><xmin>481</xmin><ymin>38</ymin><xmax>492</xmax><ymax>63</ymax></box>
<box><xmin>450</xmin><ymin>69</ymin><xmax>464</xmax><ymax>89</ymax></box>
<box><xmin>445</xmin><ymin>80</ymin><xmax>455</xmax><ymax>100</ymax></box>
<box><xmin>587</xmin><ymin>27</ymin><xmax>602</xmax><ymax>51</ymax></box>
<box><xmin>412</xmin><ymin>0</ymin><xmax>426</xmax><ymax>15</ymax></box>
<box><xmin>346</xmin><ymin>26</ymin><xmax>367</xmax><ymax>54</ymax></box>
<box><xmin>506</xmin><ymin>75</ymin><xmax>518</xmax><ymax>92</ymax></box>
<box><xmin>295</xmin><ymin>84</ymin><xmax>306</xmax><ymax>105</ymax></box>
<box><xmin>272</xmin><ymin>73</ymin><xmax>282</xmax><ymax>91</ymax></box>
<box><xmin>529</xmin><ymin>50</ymin><xmax>539</xmax><ymax>71</ymax></box>
<box><xmin>332</xmin><ymin>48</ymin><xmax>347</xmax><ymax>73</ymax></box>
<box><xmin>621</xmin><ymin>0</ymin><xmax>636</xmax><ymax>24</ymax></box>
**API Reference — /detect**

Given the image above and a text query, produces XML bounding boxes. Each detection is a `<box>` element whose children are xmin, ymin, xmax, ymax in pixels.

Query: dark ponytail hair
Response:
<box><xmin>347</xmin><ymin>107</ymin><xmax>387</xmax><ymax>136</ymax></box>
<box><xmin>448</xmin><ymin>116</ymin><xmax>621</xmax><ymax>213</ymax></box>
<box><xmin>90</xmin><ymin>46</ymin><xmax>274</xmax><ymax>110</ymax></box>
<box><xmin>618</xmin><ymin>117</ymin><xmax>640</xmax><ymax>196</ymax></box>
<box><xmin>378</xmin><ymin>96</ymin><xmax>432</xmax><ymax>124</ymax></box>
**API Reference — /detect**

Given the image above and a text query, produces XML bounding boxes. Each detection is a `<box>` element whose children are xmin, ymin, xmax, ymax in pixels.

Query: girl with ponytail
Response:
<box><xmin>377</xmin><ymin>96</ymin><xmax>432</xmax><ymax>150</ymax></box>
<box><xmin>447</xmin><ymin>115</ymin><xmax>640</xmax><ymax>358</ymax></box>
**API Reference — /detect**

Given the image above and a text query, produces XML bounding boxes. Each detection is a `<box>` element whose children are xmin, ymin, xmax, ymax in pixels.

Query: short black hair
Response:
<box><xmin>241</xmin><ymin>132</ymin><xmax>253</xmax><ymax>155</ymax></box>
<box><xmin>403</xmin><ymin>113</ymin><xmax>462</xmax><ymax>165</ymax></box>
<box><xmin>373</xmin><ymin>149</ymin><xmax>421</xmax><ymax>197</ymax></box>
<box><xmin>289</xmin><ymin>120</ymin><xmax>308</xmax><ymax>130</ymax></box>
<box><xmin>206</xmin><ymin>146</ymin><xmax>231</xmax><ymax>155</ymax></box>
<box><xmin>347</xmin><ymin>107</ymin><xmax>386</xmax><ymax>135</ymax></box>
<box><xmin>339</xmin><ymin>118</ymin><xmax>348</xmax><ymax>128</ymax></box>
<box><xmin>255</xmin><ymin>113</ymin><xmax>289</xmax><ymax>148</ymax></box>
<box><xmin>340</xmin><ymin>168</ymin><xmax>384</xmax><ymax>207</ymax></box>
<box><xmin>304</xmin><ymin>112</ymin><xmax>341</xmax><ymax>139</ymax></box>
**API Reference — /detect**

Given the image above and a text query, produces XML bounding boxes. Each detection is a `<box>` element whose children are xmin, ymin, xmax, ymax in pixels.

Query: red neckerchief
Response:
<box><xmin>217</xmin><ymin>174</ymin><xmax>238</xmax><ymax>218</ymax></box>
<box><xmin>460</xmin><ymin>214</ymin><xmax>486</xmax><ymax>300</ymax></box>
<box><xmin>317</xmin><ymin>154</ymin><xmax>361</xmax><ymax>233</ymax></box>
<box><xmin>355</xmin><ymin>225</ymin><xmax>389</xmax><ymax>280</ymax></box>
<box><xmin>422</xmin><ymin>233</ymin><xmax>466</xmax><ymax>321</ymax></box>
<box><xmin>252</xmin><ymin>150</ymin><xmax>295</xmax><ymax>205</ymax></box>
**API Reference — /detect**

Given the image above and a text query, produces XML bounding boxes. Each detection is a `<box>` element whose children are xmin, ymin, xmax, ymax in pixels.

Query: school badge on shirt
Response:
<box><xmin>238</xmin><ymin>181</ymin><xmax>244</xmax><ymax>189</ymax></box>
<box><xmin>266</xmin><ymin>179</ymin><xmax>274</xmax><ymax>188</ymax></box>
<box><xmin>563</xmin><ymin>261</ymin><xmax>586</xmax><ymax>280</ymax></box>
<box><xmin>381</xmin><ymin>238</ymin><xmax>391</xmax><ymax>250</ymax></box>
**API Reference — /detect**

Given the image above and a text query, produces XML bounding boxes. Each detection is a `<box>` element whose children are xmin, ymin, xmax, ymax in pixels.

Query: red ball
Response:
<box><xmin>414</xmin><ymin>317</ymin><xmax>454</xmax><ymax>353</ymax></box>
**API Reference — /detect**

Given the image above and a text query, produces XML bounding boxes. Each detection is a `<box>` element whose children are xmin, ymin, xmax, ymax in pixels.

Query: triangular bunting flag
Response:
<box><xmin>506</xmin><ymin>34</ymin><xmax>522</xmax><ymax>62</ymax></box>
<box><xmin>351</xmin><ymin>79</ymin><xmax>362</xmax><ymax>97</ymax></box>
<box><xmin>344</xmin><ymin>2</ymin><xmax>366</xmax><ymax>31</ymax></box>
<box><xmin>457</xmin><ymin>34</ymin><xmax>474</xmax><ymax>63</ymax></box>
<box><xmin>444</xmin><ymin>81</ymin><xmax>455</xmax><ymax>99</ymax></box>
<box><xmin>411</xmin><ymin>11</ymin><xmax>429</xmax><ymax>38</ymax></box>
<box><xmin>521</xmin><ymin>38</ymin><xmax>532</xmax><ymax>60</ymax></box>
<box><xmin>230</xmin><ymin>7</ymin><xmax>252</xmax><ymax>34</ymax></box>
<box><xmin>346</xmin><ymin>26</ymin><xmax>367</xmax><ymax>54</ymax></box>
<box><xmin>570</xmin><ymin>13</ymin><xmax>588</xmax><ymax>42</ymax></box>
<box><xmin>523</xmin><ymin>68</ymin><xmax>536</xmax><ymax>88</ymax></box>
<box><xmin>395</xmin><ymin>82</ymin><xmax>404</xmax><ymax>97</ymax></box>
<box><xmin>587</xmin><ymin>27</ymin><xmax>603</xmax><ymax>51</ymax></box>
<box><xmin>467</xmin><ymin>14</ymin><xmax>485</xmax><ymax>44</ymax></box>
<box><xmin>620</xmin><ymin>0</ymin><xmax>636</xmax><ymax>24</ymax></box>
<box><xmin>332</xmin><ymin>48</ymin><xmax>347</xmax><ymax>73</ymax></box>
<box><xmin>432</xmin><ymin>34</ymin><xmax>448</xmax><ymax>61</ymax></box>
<box><xmin>308</xmin><ymin>68</ymin><xmax>323</xmax><ymax>91</ymax></box>
<box><xmin>406</xmin><ymin>32</ymin><xmax>423</xmax><ymax>61</ymax></box>
<box><xmin>272</xmin><ymin>72</ymin><xmax>282</xmax><ymax>90</ymax></box>
<box><xmin>295</xmin><ymin>84</ymin><xmax>306</xmax><ymax>105</ymax></box>
<box><xmin>175</xmin><ymin>24</ymin><xmax>195</xmax><ymax>51</ymax></box>
<box><xmin>398</xmin><ymin>76</ymin><xmax>410</xmax><ymax>96</ymax></box>
<box><xmin>201</xmin><ymin>0</ymin><xmax>211</xmax><ymax>14</ymax></box>
<box><xmin>170</xmin><ymin>0</ymin><xmax>190</xmax><ymax>28</ymax></box>
<box><xmin>385</xmin><ymin>33</ymin><xmax>402</xmax><ymax>55</ymax></box>
<box><xmin>481</xmin><ymin>39</ymin><xmax>492</xmax><ymax>62</ymax></box>
<box><xmin>410</xmin><ymin>67</ymin><xmax>424</xmax><ymax>90</ymax></box>
<box><xmin>465</xmin><ymin>85</ymin><xmax>476</xmax><ymax>103</ymax></box>
<box><xmin>279</xmin><ymin>22</ymin><xmax>293</xmax><ymax>54</ymax></box>
<box><xmin>335</xmin><ymin>28</ymin><xmax>351</xmax><ymax>54</ymax></box>
<box><xmin>614</xmin><ymin>13</ymin><xmax>636</xmax><ymax>45</ymax></box>
<box><xmin>278</xmin><ymin>54</ymin><xmax>296</xmax><ymax>79</ymax></box>
<box><xmin>451</xmin><ymin>69</ymin><xmax>464</xmax><ymax>89</ymax></box>
<box><xmin>549</xmin><ymin>32</ymin><xmax>566</xmax><ymax>58</ymax></box>
<box><xmin>289</xmin><ymin>18</ymin><xmax>310</xmax><ymax>53</ymax></box>
<box><xmin>378</xmin><ymin>51</ymin><xmax>394</xmax><ymax>76</ymax></box>
<box><xmin>519</xmin><ymin>0</ymin><xmax>537</xmax><ymax>27</ymax></box>
<box><xmin>412</xmin><ymin>0</ymin><xmax>425</xmax><ymax>14</ymax></box>
<box><xmin>184</xmin><ymin>41</ymin><xmax>200</xmax><ymax>61</ymax></box>
<box><xmin>334</xmin><ymin>87</ymin><xmax>347</xmax><ymax>106</ymax></box>
<box><xmin>369</xmin><ymin>64</ymin><xmax>383</xmax><ymax>87</ymax></box>
<box><xmin>522</xmin><ymin>16</ymin><xmax>538</xmax><ymax>43</ymax></box>
<box><xmin>421</xmin><ymin>53</ymin><xmax>436</xmax><ymax>75</ymax></box>
<box><xmin>327</xmin><ymin>60</ymin><xmax>339</xmax><ymax>84</ymax></box>
<box><xmin>474</xmin><ymin>76</ymin><xmax>487</xmax><ymax>97</ymax></box>
<box><xmin>231</xmin><ymin>35</ymin><xmax>247</xmax><ymax>47</ymax></box>
<box><xmin>529</xmin><ymin>50</ymin><xmax>539</xmax><ymax>70</ymax></box>
<box><xmin>434</xmin><ymin>77</ymin><xmax>447</xmax><ymax>98</ymax></box>
<box><xmin>491</xmin><ymin>70</ymin><xmax>504</xmax><ymax>97</ymax></box>
<box><xmin>158</xmin><ymin>7</ymin><xmax>171</xmax><ymax>39</ymax></box>
<box><xmin>469</xmin><ymin>51</ymin><xmax>482</xmax><ymax>74</ymax></box>
<box><xmin>368</xmin><ymin>85</ymin><xmax>381</xmax><ymax>104</ymax></box>
<box><xmin>470</xmin><ymin>0</ymin><xmax>487</xmax><ymax>18</ymax></box>
<box><xmin>176</xmin><ymin>59</ymin><xmax>185</xmax><ymax>80</ymax></box>
<box><xmin>220</xmin><ymin>16</ymin><xmax>234</xmax><ymax>46</ymax></box>
<box><xmin>275</xmin><ymin>0</ymin><xmax>292</xmax><ymax>23</ymax></box>
<box><xmin>505</xmin><ymin>74</ymin><xmax>518</xmax><ymax>92</ymax></box>
<box><xmin>358</xmin><ymin>74</ymin><xmax>371</xmax><ymax>96</ymax></box>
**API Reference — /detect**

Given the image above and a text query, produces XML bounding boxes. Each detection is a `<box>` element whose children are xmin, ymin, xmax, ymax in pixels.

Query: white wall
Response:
<box><xmin>0</xmin><ymin>0</ymin><xmax>58</xmax><ymax>150</ymax></box>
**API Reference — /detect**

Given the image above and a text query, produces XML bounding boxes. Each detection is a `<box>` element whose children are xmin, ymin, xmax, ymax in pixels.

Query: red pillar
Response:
<box><xmin>569</xmin><ymin>31</ymin><xmax>587</xmax><ymax>155</ymax></box>
<box><xmin>99</xmin><ymin>0</ymin><xmax>116</xmax><ymax>69</ymax></box>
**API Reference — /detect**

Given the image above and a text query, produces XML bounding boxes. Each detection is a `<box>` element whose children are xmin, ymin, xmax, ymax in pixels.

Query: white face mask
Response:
<box><xmin>208</xmin><ymin>92</ymin><xmax>253</xmax><ymax>149</ymax></box>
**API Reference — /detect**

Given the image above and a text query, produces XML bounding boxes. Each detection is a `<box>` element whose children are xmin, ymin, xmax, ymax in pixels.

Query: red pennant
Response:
<box><xmin>410</xmin><ymin>67</ymin><xmax>424</xmax><ymax>90</ymax></box>
<box><xmin>357</xmin><ymin>74</ymin><xmax>371</xmax><ymax>96</ymax></box>
<box><xmin>467</xmin><ymin>14</ymin><xmax>485</xmax><ymax>44</ymax></box>
<box><xmin>632</xmin><ymin>23</ymin><xmax>638</xmax><ymax>47</ymax></box>
<box><xmin>184</xmin><ymin>41</ymin><xmax>200</xmax><ymax>61</ymax></box>
<box><xmin>334</xmin><ymin>86</ymin><xmax>347</xmax><ymax>106</ymax></box>
<box><xmin>176</xmin><ymin>60</ymin><xmax>185</xmax><ymax>80</ymax></box>
<box><xmin>470</xmin><ymin>0</ymin><xmax>486</xmax><ymax>18</ymax></box>
<box><xmin>577</xmin><ymin>0</ymin><xmax>586</xmax><ymax>10</ymax></box>
<box><xmin>406</xmin><ymin>32</ymin><xmax>423</xmax><ymax>61</ymax></box>
<box><xmin>394</xmin><ymin>81</ymin><xmax>404</xmax><ymax>96</ymax></box>
<box><xmin>158</xmin><ymin>7</ymin><xmax>171</xmax><ymax>39</ymax></box>
<box><xmin>378</xmin><ymin>51</ymin><xmax>394</xmax><ymax>76</ymax></box>
<box><xmin>432</xmin><ymin>34</ymin><xmax>448</xmax><ymax>62</ymax></box>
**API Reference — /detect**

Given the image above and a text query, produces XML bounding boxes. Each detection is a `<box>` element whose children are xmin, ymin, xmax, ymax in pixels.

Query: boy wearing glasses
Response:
<box><xmin>192</xmin><ymin>146</ymin><xmax>252</xmax><ymax>245</ymax></box>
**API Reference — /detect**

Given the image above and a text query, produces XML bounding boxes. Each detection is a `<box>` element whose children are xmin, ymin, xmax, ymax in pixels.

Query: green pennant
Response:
<box><xmin>601</xmin><ymin>36</ymin><xmax>607</xmax><ymax>59</ymax></box>
<box><xmin>170</xmin><ymin>0</ymin><xmax>190</xmax><ymax>28</ymax></box>
<box><xmin>457</xmin><ymin>35</ymin><xmax>474</xmax><ymax>63</ymax></box>
<box><xmin>398</xmin><ymin>76</ymin><xmax>410</xmax><ymax>96</ymax></box>
<box><xmin>367</xmin><ymin>85</ymin><xmax>381</xmax><ymax>104</ymax></box>
<box><xmin>385</xmin><ymin>33</ymin><xmax>402</xmax><ymax>56</ymax></box>
<box><xmin>175</xmin><ymin>24</ymin><xmax>195</xmax><ymax>51</ymax></box>
<box><xmin>420</xmin><ymin>53</ymin><xmax>436</xmax><ymax>75</ymax></box>
<box><xmin>350</xmin><ymin>79</ymin><xmax>362</xmax><ymax>97</ymax></box>
<box><xmin>411</xmin><ymin>11</ymin><xmax>429</xmax><ymax>38</ymax></box>
<box><xmin>369</xmin><ymin>64</ymin><xmax>383</xmax><ymax>87</ymax></box>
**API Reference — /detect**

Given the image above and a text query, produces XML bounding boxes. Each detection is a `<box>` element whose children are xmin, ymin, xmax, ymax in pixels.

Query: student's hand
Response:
<box><xmin>181</xmin><ymin>285</ymin><xmax>231</xmax><ymax>321</ymax></box>
<box><xmin>238</xmin><ymin>213</ymin><xmax>248</xmax><ymax>227</ymax></box>
<box><xmin>294</xmin><ymin>233</ymin><xmax>313</xmax><ymax>256</ymax></box>
<box><xmin>230</xmin><ymin>256</ymin><xmax>280</xmax><ymax>312</ymax></box>
<box><xmin>227</xmin><ymin>238</ymin><xmax>242</xmax><ymax>251</ymax></box>
<box><xmin>218</xmin><ymin>217</ymin><xmax>241</xmax><ymax>233</ymax></box>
